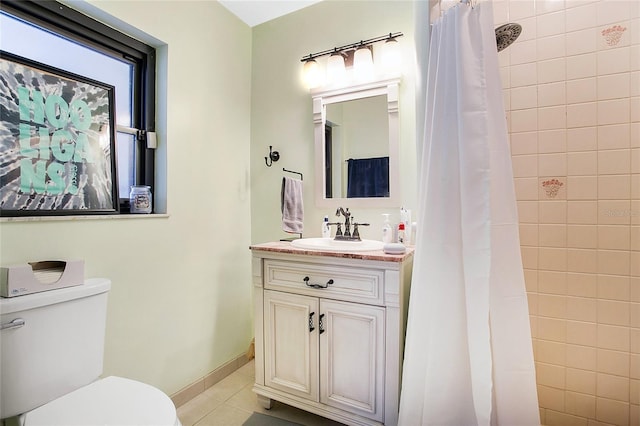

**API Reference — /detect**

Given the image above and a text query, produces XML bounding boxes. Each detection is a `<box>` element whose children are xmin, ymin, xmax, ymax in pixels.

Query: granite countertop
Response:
<box><xmin>250</xmin><ymin>241</ymin><xmax>414</xmax><ymax>263</ymax></box>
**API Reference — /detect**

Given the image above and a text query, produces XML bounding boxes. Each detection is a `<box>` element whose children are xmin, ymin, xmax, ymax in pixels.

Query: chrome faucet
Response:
<box><xmin>334</xmin><ymin>208</ymin><xmax>369</xmax><ymax>241</ymax></box>
<box><xmin>335</xmin><ymin>207</ymin><xmax>352</xmax><ymax>238</ymax></box>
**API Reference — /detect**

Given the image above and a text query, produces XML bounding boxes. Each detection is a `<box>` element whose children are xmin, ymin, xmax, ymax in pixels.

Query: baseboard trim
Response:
<box><xmin>170</xmin><ymin>352</ymin><xmax>250</xmax><ymax>408</ymax></box>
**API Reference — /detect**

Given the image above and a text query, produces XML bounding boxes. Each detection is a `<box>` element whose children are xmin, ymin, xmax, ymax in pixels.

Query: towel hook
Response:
<box><xmin>265</xmin><ymin>146</ymin><xmax>280</xmax><ymax>167</ymax></box>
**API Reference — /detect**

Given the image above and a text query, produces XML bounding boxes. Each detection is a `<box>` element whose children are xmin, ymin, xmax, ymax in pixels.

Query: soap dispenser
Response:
<box><xmin>382</xmin><ymin>214</ymin><xmax>392</xmax><ymax>243</ymax></box>
<box><xmin>322</xmin><ymin>215</ymin><xmax>331</xmax><ymax>238</ymax></box>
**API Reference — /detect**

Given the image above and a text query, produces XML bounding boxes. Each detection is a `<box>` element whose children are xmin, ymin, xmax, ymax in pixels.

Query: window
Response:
<box><xmin>0</xmin><ymin>0</ymin><xmax>155</xmax><ymax>213</ymax></box>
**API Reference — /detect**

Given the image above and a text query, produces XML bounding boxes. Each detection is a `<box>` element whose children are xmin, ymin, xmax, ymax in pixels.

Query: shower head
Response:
<box><xmin>495</xmin><ymin>23</ymin><xmax>522</xmax><ymax>52</ymax></box>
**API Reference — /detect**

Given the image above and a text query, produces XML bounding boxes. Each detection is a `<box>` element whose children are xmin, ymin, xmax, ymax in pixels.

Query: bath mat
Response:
<box><xmin>243</xmin><ymin>412</ymin><xmax>303</xmax><ymax>426</ymax></box>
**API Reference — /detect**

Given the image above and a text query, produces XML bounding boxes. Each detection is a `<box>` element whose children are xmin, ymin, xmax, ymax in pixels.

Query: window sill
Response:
<box><xmin>0</xmin><ymin>213</ymin><xmax>170</xmax><ymax>223</ymax></box>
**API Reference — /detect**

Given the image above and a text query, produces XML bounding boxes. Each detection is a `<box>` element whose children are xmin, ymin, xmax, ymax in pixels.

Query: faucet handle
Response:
<box><xmin>351</xmin><ymin>222</ymin><xmax>369</xmax><ymax>240</ymax></box>
<box><xmin>352</xmin><ymin>224</ymin><xmax>360</xmax><ymax>240</ymax></box>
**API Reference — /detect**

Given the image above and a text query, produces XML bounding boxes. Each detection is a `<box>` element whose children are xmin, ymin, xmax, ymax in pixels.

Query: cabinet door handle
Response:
<box><xmin>309</xmin><ymin>312</ymin><xmax>315</xmax><ymax>332</ymax></box>
<box><xmin>303</xmin><ymin>276</ymin><xmax>334</xmax><ymax>289</ymax></box>
<box><xmin>319</xmin><ymin>313</ymin><xmax>325</xmax><ymax>334</ymax></box>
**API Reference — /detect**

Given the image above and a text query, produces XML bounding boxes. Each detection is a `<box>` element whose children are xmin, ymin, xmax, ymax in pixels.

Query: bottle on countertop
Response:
<box><xmin>400</xmin><ymin>207</ymin><xmax>411</xmax><ymax>245</ymax></box>
<box><xmin>398</xmin><ymin>222</ymin><xmax>406</xmax><ymax>245</ymax></box>
<box><xmin>322</xmin><ymin>215</ymin><xmax>331</xmax><ymax>238</ymax></box>
<box><xmin>382</xmin><ymin>214</ymin><xmax>392</xmax><ymax>243</ymax></box>
<box><xmin>411</xmin><ymin>221</ymin><xmax>417</xmax><ymax>246</ymax></box>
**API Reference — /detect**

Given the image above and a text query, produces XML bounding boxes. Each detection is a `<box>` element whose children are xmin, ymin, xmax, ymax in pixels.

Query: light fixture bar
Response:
<box><xmin>301</xmin><ymin>32</ymin><xmax>403</xmax><ymax>62</ymax></box>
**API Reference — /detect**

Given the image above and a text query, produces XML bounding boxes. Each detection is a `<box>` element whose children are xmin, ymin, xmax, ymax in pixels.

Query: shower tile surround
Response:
<box><xmin>497</xmin><ymin>0</ymin><xmax>639</xmax><ymax>424</ymax></box>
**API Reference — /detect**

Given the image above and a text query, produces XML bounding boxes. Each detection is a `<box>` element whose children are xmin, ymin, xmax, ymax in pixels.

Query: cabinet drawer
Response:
<box><xmin>264</xmin><ymin>260</ymin><xmax>384</xmax><ymax>305</ymax></box>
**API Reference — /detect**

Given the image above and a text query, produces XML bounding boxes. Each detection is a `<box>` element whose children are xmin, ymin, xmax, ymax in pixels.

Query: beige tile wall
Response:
<box><xmin>495</xmin><ymin>0</ymin><xmax>639</xmax><ymax>424</ymax></box>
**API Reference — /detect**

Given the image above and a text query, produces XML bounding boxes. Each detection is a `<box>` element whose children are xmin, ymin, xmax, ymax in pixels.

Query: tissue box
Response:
<box><xmin>0</xmin><ymin>260</ymin><xmax>84</xmax><ymax>297</ymax></box>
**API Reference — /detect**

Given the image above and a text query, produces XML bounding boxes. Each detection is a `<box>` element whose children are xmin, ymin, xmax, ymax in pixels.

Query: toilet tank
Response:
<box><xmin>0</xmin><ymin>278</ymin><xmax>111</xmax><ymax>419</ymax></box>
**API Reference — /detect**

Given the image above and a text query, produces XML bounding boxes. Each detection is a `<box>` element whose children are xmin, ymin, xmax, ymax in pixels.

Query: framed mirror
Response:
<box><xmin>312</xmin><ymin>77</ymin><xmax>400</xmax><ymax>208</ymax></box>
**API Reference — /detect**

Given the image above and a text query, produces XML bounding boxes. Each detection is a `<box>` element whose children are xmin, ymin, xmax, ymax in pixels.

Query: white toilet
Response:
<box><xmin>0</xmin><ymin>278</ymin><xmax>181</xmax><ymax>426</ymax></box>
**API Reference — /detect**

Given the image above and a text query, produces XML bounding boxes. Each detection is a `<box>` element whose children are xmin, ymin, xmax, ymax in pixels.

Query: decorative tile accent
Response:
<box><xmin>540</xmin><ymin>177</ymin><xmax>567</xmax><ymax>200</ymax></box>
<box><xmin>601</xmin><ymin>25</ymin><xmax>627</xmax><ymax>47</ymax></box>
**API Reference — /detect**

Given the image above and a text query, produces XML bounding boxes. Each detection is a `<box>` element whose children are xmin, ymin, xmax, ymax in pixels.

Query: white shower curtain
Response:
<box><xmin>398</xmin><ymin>2</ymin><xmax>539</xmax><ymax>425</ymax></box>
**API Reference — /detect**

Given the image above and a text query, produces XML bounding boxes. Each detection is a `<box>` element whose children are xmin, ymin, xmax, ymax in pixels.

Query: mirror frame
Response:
<box><xmin>312</xmin><ymin>77</ymin><xmax>401</xmax><ymax>208</ymax></box>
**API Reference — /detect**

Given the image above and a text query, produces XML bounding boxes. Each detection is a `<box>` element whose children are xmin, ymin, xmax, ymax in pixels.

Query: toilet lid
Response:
<box><xmin>24</xmin><ymin>376</ymin><xmax>178</xmax><ymax>426</ymax></box>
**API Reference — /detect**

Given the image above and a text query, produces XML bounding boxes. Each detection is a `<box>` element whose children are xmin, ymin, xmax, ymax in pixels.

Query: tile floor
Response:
<box><xmin>177</xmin><ymin>360</ymin><xmax>345</xmax><ymax>426</ymax></box>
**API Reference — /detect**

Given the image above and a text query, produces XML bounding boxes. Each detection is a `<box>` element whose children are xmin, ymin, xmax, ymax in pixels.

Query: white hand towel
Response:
<box><xmin>281</xmin><ymin>177</ymin><xmax>304</xmax><ymax>234</ymax></box>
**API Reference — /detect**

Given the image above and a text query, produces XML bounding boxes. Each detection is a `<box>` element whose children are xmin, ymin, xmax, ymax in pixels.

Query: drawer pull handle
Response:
<box><xmin>309</xmin><ymin>312</ymin><xmax>315</xmax><ymax>332</ymax></box>
<box><xmin>303</xmin><ymin>276</ymin><xmax>334</xmax><ymax>289</ymax></box>
<box><xmin>1</xmin><ymin>318</ymin><xmax>25</xmax><ymax>331</ymax></box>
<box><xmin>319</xmin><ymin>314</ymin><xmax>326</xmax><ymax>334</ymax></box>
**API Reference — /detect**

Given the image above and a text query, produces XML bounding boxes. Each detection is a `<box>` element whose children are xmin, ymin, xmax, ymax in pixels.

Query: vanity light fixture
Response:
<box><xmin>301</xmin><ymin>32</ymin><xmax>403</xmax><ymax>89</ymax></box>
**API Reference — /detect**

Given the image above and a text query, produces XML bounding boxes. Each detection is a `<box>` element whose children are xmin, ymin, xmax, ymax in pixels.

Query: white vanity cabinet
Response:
<box><xmin>250</xmin><ymin>242</ymin><xmax>413</xmax><ymax>426</ymax></box>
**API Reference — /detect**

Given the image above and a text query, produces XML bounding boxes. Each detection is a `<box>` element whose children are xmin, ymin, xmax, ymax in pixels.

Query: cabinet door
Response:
<box><xmin>319</xmin><ymin>300</ymin><xmax>385</xmax><ymax>422</ymax></box>
<box><xmin>264</xmin><ymin>290</ymin><xmax>319</xmax><ymax>401</ymax></box>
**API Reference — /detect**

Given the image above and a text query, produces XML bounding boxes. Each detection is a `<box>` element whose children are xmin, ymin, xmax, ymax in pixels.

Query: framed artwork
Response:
<box><xmin>0</xmin><ymin>51</ymin><xmax>119</xmax><ymax>216</ymax></box>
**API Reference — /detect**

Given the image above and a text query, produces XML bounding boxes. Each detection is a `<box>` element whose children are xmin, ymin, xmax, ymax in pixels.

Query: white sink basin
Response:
<box><xmin>290</xmin><ymin>238</ymin><xmax>385</xmax><ymax>252</ymax></box>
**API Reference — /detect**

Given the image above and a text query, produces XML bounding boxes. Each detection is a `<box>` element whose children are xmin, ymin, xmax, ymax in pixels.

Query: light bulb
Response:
<box><xmin>303</xmin><ymin>58</ymin><xmax>321</xmax><ymax>89</ymax></box>
<box><xmin>326</xmin><ymin>51</ymin><xmax>346</xmax><ymax>85</ymax></box>
<box><xmin>380</xmin><ymin>37</ymin><xmax>401</xmax><ymax>74</ymax></box>
<box><xmin>353</xmin><ymin>45</ymin><xmax>374</xmax><ymax>82</ymax></box>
